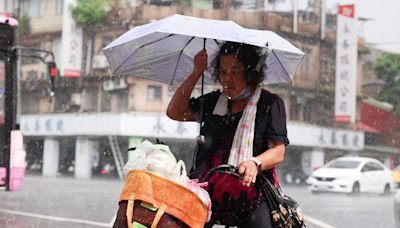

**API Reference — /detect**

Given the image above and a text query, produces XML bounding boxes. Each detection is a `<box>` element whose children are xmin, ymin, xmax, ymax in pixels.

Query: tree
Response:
<box><xmin>71</xmin><ymin>0</ymin><xmax>111</xmax><ymax>27</ymax></box>
<box><xmin>373</xmin><ymin>53</ymin><xmax>400</xmax><ymax>115</ymax></box>
<box><xmin>71</xmin><ymin>0</ymin><xmax>112</xmax><ymax>75</ymax></box>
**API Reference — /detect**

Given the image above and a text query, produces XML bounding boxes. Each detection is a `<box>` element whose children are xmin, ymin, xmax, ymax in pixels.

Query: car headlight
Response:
<box><xmin>306</xmin><ymin>176</ymin><xmax>316</xmax><ymax>184</ymax></box>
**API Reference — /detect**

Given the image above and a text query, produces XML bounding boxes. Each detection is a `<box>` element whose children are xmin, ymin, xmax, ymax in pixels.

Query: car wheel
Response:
<box><xmin>351</xmin><ymin>182</ymin><xmax>360</xmax><ymax>195</ymax></box>
<box><xmin>382</xmin><ymin>184</ymin><xmax>390</xmax><ymax>195</ymax></box>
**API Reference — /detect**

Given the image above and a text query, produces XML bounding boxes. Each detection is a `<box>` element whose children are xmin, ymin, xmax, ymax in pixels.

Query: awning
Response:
<box><xmin>357</xmin><ymin>122</ymin><xmax>380</xmax><ymax>133</ymax></box>
<box><xmin>363</xmin><ymin>145</ymin><xmax>400</xmax><ymax>155</ymax></box>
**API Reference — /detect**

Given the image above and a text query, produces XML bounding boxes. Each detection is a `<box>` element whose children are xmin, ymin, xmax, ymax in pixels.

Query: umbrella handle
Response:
<box><xmin>197</xmin><ymin>38</ymin><xmax>207</xmax><ymax>145</ymax></box>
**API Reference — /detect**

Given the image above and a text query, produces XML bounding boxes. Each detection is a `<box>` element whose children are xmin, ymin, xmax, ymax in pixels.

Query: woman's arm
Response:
<box><xmin>166</xmin><ymin>49</ymin><xmax>208</xmax><ymax>121</ymax></box>
<box><xmin>238</xmin><ymin>139</ymin><xmax>285</xmax><ymax>187</ymax></box>
<box><xmin>256</xmin><ymin>140</ymin><xmax>285</xmax><ymax>170</ymax></box>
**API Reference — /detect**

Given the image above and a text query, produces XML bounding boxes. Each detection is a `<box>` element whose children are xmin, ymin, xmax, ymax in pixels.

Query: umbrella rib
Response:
<box><xmin>271</xmin><ymin>50</ymin><xmax>292</xmax><ymax>83</ymax></box>
<box><xmin>170</xmin><ymin>36</ymin><xmax>196</xmax><ymax>86</ymax></box>
<box><xmin>113</xmin><ymin>34</ymin><xmax>176</xmax><ymax>74</ymax></box>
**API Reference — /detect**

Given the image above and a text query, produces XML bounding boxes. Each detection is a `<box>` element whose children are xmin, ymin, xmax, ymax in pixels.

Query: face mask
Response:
<box><xmin>231</xmin><ymin>87</ymin><xmax>252</xmax><ymax>101</ymax></box>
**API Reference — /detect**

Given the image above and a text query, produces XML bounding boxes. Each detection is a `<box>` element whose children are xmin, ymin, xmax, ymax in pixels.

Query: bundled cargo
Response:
<box><xmin>113</xmin><ymin>140</ymin><xmax>211</xmax><ymax>228</ymax></box>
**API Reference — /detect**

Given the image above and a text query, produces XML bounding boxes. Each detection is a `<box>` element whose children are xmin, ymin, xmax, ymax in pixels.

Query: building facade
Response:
<box><xmin>2</xmin><ymin>0</ymin><xmax>397</xmax><ymax>180</ymax></box>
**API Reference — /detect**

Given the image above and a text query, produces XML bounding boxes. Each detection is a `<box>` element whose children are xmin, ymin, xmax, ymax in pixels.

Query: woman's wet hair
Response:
<box><xmin>212</xmin><ymin>42</ymin><xmax>265</xmax><ymax>92</ymax></box>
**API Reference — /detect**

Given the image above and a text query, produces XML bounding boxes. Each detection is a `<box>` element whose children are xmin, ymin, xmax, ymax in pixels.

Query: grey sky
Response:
<box><xmin>272</xmin><ymin>0</ymin><xmax>400</xmax><ymax>53</ymax></box>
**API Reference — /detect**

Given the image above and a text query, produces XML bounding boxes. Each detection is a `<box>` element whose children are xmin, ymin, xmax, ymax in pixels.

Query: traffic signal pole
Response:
<box><xmin>1</xmin><ymin>20</ymin><xmax>57</xmax><ymax>190</ymax></box>
<box><xmin>0</xmin><ymin>22</ymin><xmax>17</xmax><ymax>190</ymax></box>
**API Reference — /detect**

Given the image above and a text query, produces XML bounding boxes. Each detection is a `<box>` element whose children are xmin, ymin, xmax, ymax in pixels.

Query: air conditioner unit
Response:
<box><xmin>103</xmin><ymin>80</ymin><xmax>115</xmax><ymax>91</ymax></box>
<box><xmin>70</xmin><ymin>93</ymin><xmax>81</xmax><ymax>106</ymax></box>
<box><xmin>92</xmin><ymin>54</ymin><xmax>109</xmax><ymax>69</ymax></box>
<box><xmin>103</xmin><ymin>78</ymin><xmax>127</xmax><ymax>91</ymax></box>
<box><xmin>116</xmin><ymin>78</ymin><xmax>128</xmax><ymax>89</ymax></box>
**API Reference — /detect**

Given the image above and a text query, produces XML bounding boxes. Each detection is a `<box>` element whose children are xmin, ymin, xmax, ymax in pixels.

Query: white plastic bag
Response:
<box><xmin>171</xmin><ymin>160</ymin><xmax>188</xmax><ymax>184</ymax></box>
<box><xmin>124</xmin><ymin>140</ymin><xmax>177</xmax><ymax>179</ymax></box>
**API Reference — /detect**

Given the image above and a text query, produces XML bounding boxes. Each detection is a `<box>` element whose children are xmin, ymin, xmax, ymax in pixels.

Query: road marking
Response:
<box><xmin>304</xmin><ymin>214</ymin><xmax>335</xmax><ymax>228</ymax></box>
<box><xmin>0</xmin><ymin>208</ymin><xmax>335</xmax><ymax>228</ymax></box>
<box><xmin>109</xmin><ymin>213</ymin><xmax>117</xmax><ymax>225</ymax></box>
<box><xmin>0</xmin><ymin>209</ymin><xmax>113</xmax><ymax>227</ymax></box>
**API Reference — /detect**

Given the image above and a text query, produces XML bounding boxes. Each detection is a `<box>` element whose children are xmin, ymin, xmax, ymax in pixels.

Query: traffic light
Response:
<box><xmin>48</xmin><ymin>61</ymin><xmax>57</xmax><ymax>95</ymax></box>
<box><xmin>48</xmin><ymin>61</ymin><xmax>57</xmax><ymax>77</ymax></box>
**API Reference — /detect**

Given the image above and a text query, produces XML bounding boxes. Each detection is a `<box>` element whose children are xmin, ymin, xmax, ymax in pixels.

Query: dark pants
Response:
<box><xmin>205</xmin><ymin>200</ymin><xmax>273</xmax><ymax>228</ymax></box>
<box><xmin>237</xmin><ymin>200</ymin><xmax>273</xmax><ymax>228</ymax></box>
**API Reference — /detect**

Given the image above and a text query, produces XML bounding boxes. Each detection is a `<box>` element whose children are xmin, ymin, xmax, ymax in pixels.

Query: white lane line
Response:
<box><xmin>0</xmin><ymin>209</ymin><xmax>111</xmax><ymax>227</ymax></box>
<box><xmin>0</xmin><ymin>208</ymin><xmax>335</xmax><ymax>228</ymax></box>
<box><xmin>304</xmin><ymin>214</ymin><xmax>335</xmax><ymax>228</ymax></box>
<box><xmin>108</xmin><ymin>213</ymin><xmax>117</xmax><ymax>226</ymax></box>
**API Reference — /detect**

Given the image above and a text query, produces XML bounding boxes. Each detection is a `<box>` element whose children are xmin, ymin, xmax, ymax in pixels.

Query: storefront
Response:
<box><xmin>21</xmin><ymin>113</ymin><xmax>366</xmax><ymax>180</ymax></box>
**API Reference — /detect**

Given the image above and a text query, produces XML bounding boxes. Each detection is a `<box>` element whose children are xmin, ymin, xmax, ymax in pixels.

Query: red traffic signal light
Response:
<box><xmin>48</xmin><ymin>61</ymin><xmax>57</xmax><ymax>77</ymax></box>
<box><xmin>48</xmin><ymin>61</ymin><xmax>57</xmax><ymax>95</ymax></box>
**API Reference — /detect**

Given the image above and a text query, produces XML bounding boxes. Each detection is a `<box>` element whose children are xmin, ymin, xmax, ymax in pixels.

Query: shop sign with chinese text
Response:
<box><xmin>60</xmin><ymin>0</ymin><xmax>83</xmax><ymax>78</ymax></box>
<box><xmin>335</xmin><ymin>4</ymin><xmax>357</xmax><ymax>123</ymax></box>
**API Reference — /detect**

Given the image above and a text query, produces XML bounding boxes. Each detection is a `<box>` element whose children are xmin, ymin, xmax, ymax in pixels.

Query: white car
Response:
<box><xmin>306</xmin><ymin>157</ymin><xmax>395</xmax><ymax>194</ymax></box>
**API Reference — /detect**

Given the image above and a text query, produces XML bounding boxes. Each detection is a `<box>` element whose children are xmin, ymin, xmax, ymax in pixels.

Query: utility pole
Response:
<box><xmin>320</xmin><ymin>0</ymin><xmax>326</xmax><ymax>40</ymax></box>
<box><xmin>293</xmin><ymin>0</ymin><xmax>298</xmax><ymax>34</ymax></box>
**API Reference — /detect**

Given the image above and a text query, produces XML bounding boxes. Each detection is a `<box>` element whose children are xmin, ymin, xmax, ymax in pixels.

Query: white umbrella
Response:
<box><xmin>103</xmin><ymin>14</ymin><xmax>304</xmax><ymax>85</ymax></box>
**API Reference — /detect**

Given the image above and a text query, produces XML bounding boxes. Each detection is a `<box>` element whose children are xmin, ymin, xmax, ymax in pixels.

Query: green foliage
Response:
<box><xmin>373</xmin><ymin>53</ymin><xmax>400</xmax><ymax>115</ymax></box>
<box><xmin>18</xmin><ymin>13</ymin><xmax>31</xmax><ymax>36</ymax></box>
<box><xmin>71</xmin><ymin>0</ymin><xmax>111</xmax><ymax>27</ymax></box>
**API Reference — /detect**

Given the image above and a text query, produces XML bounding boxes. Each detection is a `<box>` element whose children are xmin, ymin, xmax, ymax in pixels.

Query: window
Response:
<box><xmin>370</xmin><ymin>162</ymin><xmax>384</xmax><ymax>171</ymax></box>
<box><xmin>21</xmin><ymin>92</ymin><xmax>40</xmax><ymax>114</ymax></box>
<box><xmin>362</xmin><ymin>162</ymin><xmax>383</xmax><ymax>172</ymax></box>
<box><xmin>82</xmin><ymin>87</ymin><xmax>98</xmax><ymax>112</ymax></box>
<box><xmin>116</xmin><ymin>89</ymin><xmax>129</xmax><ymax>112</ymax></box>
<box><xmin>289</xmin><ymin>100</ymin><xmax>301</xmax><ymax>121</ymax></box>
<box><xmin>54</xmin><ymin>91</ymin><xmax>69</xmax><ymax>112</ymax></box>
<box><xmin>101</xmin><ymin>91</ymin><xmax>111</xmax><ymax>112</ymax></box>
<box><xmin>21</xmin><ymin>0</ymin><xmax>43</xmax><ymax>18</ymax></box>
<box><xmin>303</xmin><ymin>103</ymin><xmax>312</xmax><ymax>122</ymax></box>
<box><xmin>102</xmin><ymin>36</ymin><xmax>115</xmax><ymax>48</ymax></box>
<box><xmin>32</xmin><ymin>0</ymin><xmax>43</xmax><ymax>18</ymax></box>
<box><xmin>327</xmin><ymin>160</ymin><xmax>360</xmax><ymax>169</ymax></box>
<box><xmin>89</xmin><ymin>88</ymin><xmax>98</xmax><ymax>112</ymax></box>
<box><xmin>20</xmin><ymin>0</ymin><xmax>30</xmax><ymax>16</ymax></box>
<box><xmin>300</xmin><ymin>49</ymin><xmax>310</xmax><ymax>73</ymax></box>
<box><xmin>55</xmin><ymin>0</ymin><xmax>64</xmax><ymax>15</ymax></box>
<box><xmin>147</xmin><ymin>85</ymin><xmax>162</xmax><ymax>101</ymax></box>
<box><xmin>324</xmin><ymin>59</ymin><xmax>334</xmax><ymax>75</ymax></box>
<box><xmin>362</xmin><ymin>163</ymin><xmax>373</xmax><ymax>172</ymax></box>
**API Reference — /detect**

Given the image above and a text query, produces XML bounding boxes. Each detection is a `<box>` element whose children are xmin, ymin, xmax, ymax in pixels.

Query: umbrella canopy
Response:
<box><xmin>103</xmin><ymin>14</ymin><xmax>304</xmax><ymax>86</ymax></box>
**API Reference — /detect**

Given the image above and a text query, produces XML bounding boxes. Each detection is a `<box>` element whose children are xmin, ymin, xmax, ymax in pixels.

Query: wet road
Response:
<box><xmin>284</xmin><ymin>185</ymin><xmax>397</xmax><ymax>228</ymax></box>
<box><xmin>0</xmin><ymin>175</ymin><xmax>122</xmax><ymax>227</ymax></box>
<box><xmin>0</xmin><ymin>175</ymin><xmax>397</xmax><ymax>228</ymax></box>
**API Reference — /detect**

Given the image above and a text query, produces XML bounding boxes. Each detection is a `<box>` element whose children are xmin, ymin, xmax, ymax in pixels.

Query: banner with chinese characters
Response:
<box><xmin>60</xmin><ymin>0</ymin><xmax>83</xmax><ymax>78</ymax></box>
<box><xmin>335</xmin><ymin>4</ymin><xmax>357</xmax><ymax>123</ymax></box>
